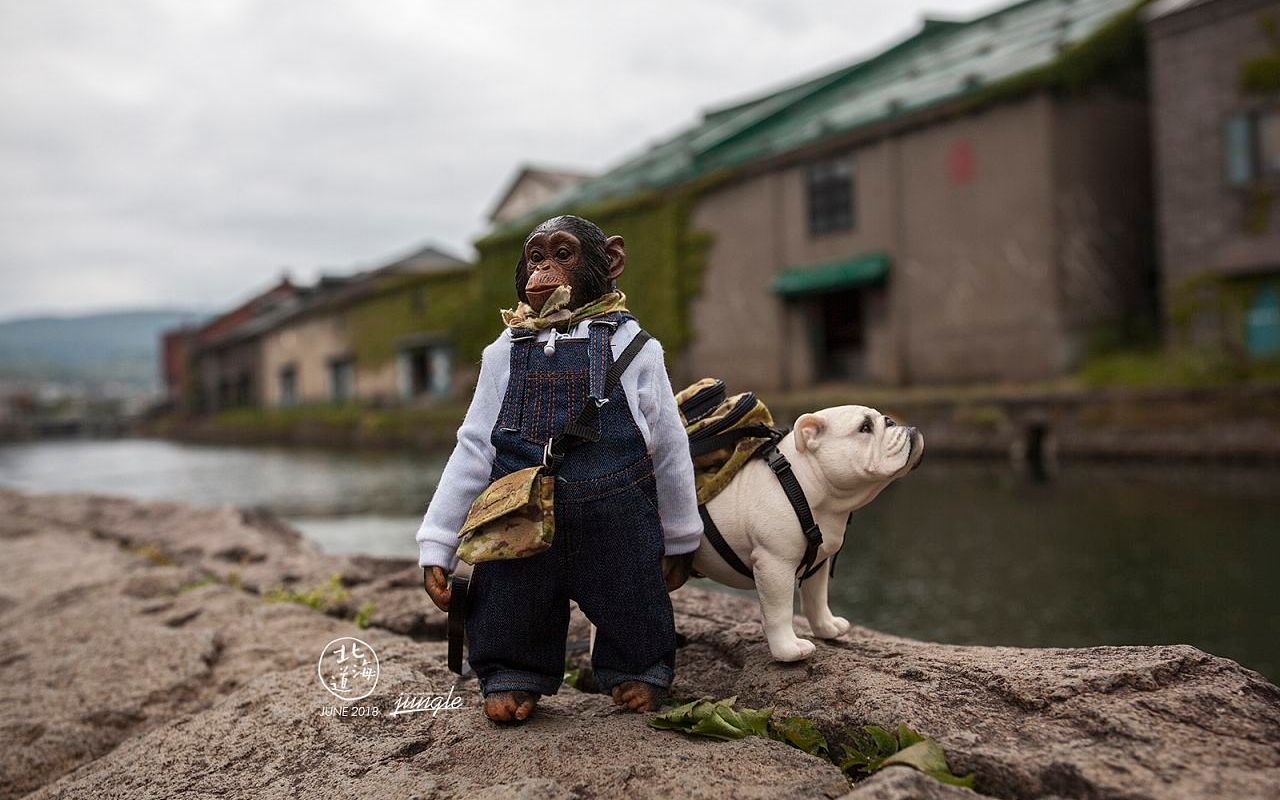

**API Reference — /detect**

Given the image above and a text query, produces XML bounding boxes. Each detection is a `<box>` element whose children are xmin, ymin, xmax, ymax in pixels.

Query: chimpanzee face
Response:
<box><xmin>523</xmin><ymin>229</ymin><xmax>584</xmax><ymax>313</ymax></box>
<box><xmin>515</xmin><ymin>215</ymin><xmax>626</xmax><ymax>313</ymax></box>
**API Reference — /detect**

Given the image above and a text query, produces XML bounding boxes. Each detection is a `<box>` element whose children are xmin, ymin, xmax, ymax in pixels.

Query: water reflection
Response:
<box><xmin>1</xmin><ymin>438</ymin><xmax>1275</xmax><ymax>680</ymax></box>
<box><xmin>840</xmin><ymin>462</ymin><xmax>1280</xmax><ymax>681</ymax></box>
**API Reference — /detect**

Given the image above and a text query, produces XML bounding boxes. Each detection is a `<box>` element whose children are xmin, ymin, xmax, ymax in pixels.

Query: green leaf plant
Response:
<box><xmin>648</xmin><ymin>698</ymin><xmax>973</xmax><ymax>788</ymax></box>
<box><xmin>838</xmin><ymin>723</ymin><xmax>974</xmax><ymax>788</ymax></box>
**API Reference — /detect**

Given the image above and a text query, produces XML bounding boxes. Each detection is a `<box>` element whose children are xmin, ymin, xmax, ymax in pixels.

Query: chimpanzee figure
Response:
<box><xmin>418</xmin><ymin>215</ymin><xmax>701</xmax><ymax>723</ymax></box>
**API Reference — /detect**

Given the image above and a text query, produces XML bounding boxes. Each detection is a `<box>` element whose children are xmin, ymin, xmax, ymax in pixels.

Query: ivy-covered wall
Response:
<box><xmin>466</xmin><ymin>190</ymin><xmax>713</xmax><ymax>367</ymax></box>
<box><xmin>1169</xmin><ymin>271</ymin><xmax>1275</xmax><ymax>356</ymax></box>
<box><xmin>1239</xmin><ymin>11</ymin><xmax>1280</xmax><ymax>94</ymax></box>
<box><xmin>347</xmin><ymin>269</ymin><xmax>477</xmax><ymax>367</ymax></box>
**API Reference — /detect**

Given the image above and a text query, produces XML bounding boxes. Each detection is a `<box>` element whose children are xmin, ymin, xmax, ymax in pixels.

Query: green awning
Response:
<box><xmin>771</xmin><ymin>253</ymin><xmax>889</xmax><ymax>297</ymax></box>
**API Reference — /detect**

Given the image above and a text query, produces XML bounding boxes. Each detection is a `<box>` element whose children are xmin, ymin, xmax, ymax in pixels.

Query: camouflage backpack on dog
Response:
<box><xmin>676</xmin><ymin>378</ymin><xmax>832</xmax><ymax>585</ymax></box>
<box><xmin>675</xmin><ymin>378</ymin><xmax>782</xmax><ymax>505</ymax></box>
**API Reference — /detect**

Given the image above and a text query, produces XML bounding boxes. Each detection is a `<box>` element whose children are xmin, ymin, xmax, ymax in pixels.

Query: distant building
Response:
<box><xmin>1147</xmin><ymin>0</ymin><xmax>1280</xmax><ymax>357</ymax></box>
<box><xmin>257</xmin><ymin>244</ymin><xmax>473</xmax><ymax>408</ymax></box>
<box><xmin>475</xmin><ymin>0</ymin><xmax>1156</xmax><ymax>389</ymax></box>
<box><xmin>488</xmin><ymin>166</ymin><xmax>593</xmax><ymax>224</ymax></box>
<box><xmin>187</xmin><ymin>278</ymin><xmax>298</xmax><ymax>412</ymax></box>
<box><xmin>160</xmin><ymin>327</ymin><xmax>196</xmax><ymax>404</ymax></box>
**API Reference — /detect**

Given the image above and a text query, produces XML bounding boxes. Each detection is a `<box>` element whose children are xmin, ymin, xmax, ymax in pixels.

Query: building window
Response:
<box><xmin>807</xmin><ymin>160</ymin><xmax>855</xmax><ymax>236</ymax></box>
<box><xmin>399</xmin><ymin>343</ymin><xmax>452</xmax><ymax>400</ymax></box>
<box><xmin>1246</xmin><ymin>282</ymin><xmax>1280</xmax><ymax>359</ymax></box>
<box><xmin>1260</xmin><ymin>110</ymin><xmax>1280</xmax><ymax>177</ymax></box>
<box><xmin>235</xmin><ymin>372</ymin><xmax>252</xmax><ymax>407</ymax></box>
<box><xmin>279</xmin><ymin>364</ymin><xmax>297</xmax><ymax>407</ymax></box>
<box><xmin>1225</xmin><ymin>108</ymin><xmax>1280</xmax><ymax>186</ymax></box>
<box><xmin>328</xmin><ymin>357</ymin><xmax>355</xmax><ymax>404</ymax></box>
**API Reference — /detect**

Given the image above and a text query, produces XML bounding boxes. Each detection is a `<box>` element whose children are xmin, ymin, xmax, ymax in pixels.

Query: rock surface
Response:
<box><xmin>1</xmin><ymin>488</ymin><xmax>1277</xmax><ymax>799</ymax></box>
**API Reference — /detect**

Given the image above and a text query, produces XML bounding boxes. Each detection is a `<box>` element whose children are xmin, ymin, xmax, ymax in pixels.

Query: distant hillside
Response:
<box><xmin>0</xmin><ymin>309</ymin><xmax>205</xmax><ymax>393</ymax></box>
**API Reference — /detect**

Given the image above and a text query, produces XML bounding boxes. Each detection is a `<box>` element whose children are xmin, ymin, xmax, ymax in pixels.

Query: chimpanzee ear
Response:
<box><xmin>514</xmin><ymin>256</ymin><xmax>529</xmax><ymax>303</ymax></box>
<box><xmin>605</xmin><ymin>235</ymin><xmax>626</xmax><ymax>280</ymax></box>
<box><xmin>793</xmin><ymin>413</ymin><xmax>825</xmax><ymax>453</ymax></box>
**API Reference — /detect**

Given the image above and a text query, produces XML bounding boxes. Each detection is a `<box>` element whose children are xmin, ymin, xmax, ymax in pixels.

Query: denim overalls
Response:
<box><xmin>465</xmin><ymin>313</ymin><xmax>676</xmax><ymax>697</ymax></box>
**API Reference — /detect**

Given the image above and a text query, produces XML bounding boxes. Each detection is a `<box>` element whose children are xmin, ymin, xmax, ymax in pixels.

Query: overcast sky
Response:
<box><xmin>0</xmin><ymin>0</ymin><xmax>1000</xmax><ymax>320</ymax></box>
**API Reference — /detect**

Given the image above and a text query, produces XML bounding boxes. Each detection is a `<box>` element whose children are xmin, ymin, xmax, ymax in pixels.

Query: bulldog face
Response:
<box><xmin>792</xmin><ymin>405</ymin><xmax>924</xmax><ymax>497</ymax></box>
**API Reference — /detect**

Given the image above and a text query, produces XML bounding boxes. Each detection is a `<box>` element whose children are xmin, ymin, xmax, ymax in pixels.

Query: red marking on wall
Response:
<box><xmin>949</xmin><ymin>140</ymin><xmax>975</xmax><ymax>184</ymax></box>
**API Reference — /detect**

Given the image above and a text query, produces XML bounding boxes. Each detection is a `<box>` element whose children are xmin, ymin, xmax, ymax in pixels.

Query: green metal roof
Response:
<box><xmin>489</xmin><ymin>0</ymin><xmax>1141</xmax><ymax>236</ymax></box>
<box><xmin>772</xmin><ymin>253</ymin><xmax>889</xmax><ymax>297</ymax></box>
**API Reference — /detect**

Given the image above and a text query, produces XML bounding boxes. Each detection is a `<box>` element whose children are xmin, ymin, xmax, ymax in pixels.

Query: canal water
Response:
<box><xmin>1</xmin><ymin>438</ymin><xmax>1276</xmax><ymax>681</ymax></box>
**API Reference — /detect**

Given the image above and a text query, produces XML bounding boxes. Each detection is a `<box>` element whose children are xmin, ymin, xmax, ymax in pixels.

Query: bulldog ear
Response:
<box><xmin>793</xmin><ymin>413</ymin><xmax>826</xmax><ymax>453</ymax></box>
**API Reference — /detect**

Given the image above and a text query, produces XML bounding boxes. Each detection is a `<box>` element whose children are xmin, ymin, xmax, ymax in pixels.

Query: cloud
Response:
<box><xmin>0</xmin><ymin>0</ymin><xmax>999</xmax><ymax>319</ymax></box>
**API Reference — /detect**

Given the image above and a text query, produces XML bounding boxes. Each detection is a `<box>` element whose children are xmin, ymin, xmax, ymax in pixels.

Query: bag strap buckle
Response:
<box><xmin>543</xmin><ymin>439</ymin><xmax>566</xmax><ymax>471</ymax></box>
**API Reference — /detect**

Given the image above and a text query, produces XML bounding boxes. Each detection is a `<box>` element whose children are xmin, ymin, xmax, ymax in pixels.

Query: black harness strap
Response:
<box><xmin>759</xmin><ymin>443</ymin><xmax>824</xmax><ymax>580</ymax></box>
<box><xmin>798</xmin><ymin>558</ymin><xmax>826</xmax><ymax>582</ymax></box>
<box><xmin>699</xmin><ymin>504</ymin><xmax>752</xmax><ymax>579</ymax></box>
<box><xmin>798</xmin><ymin>524</ymin><xmax>847</xmax><ymax>581</ymax></box>
<box><xmin>698</xmin><ymin>439</ymin><xmax>839</xmax><ymax>585</ymax></box>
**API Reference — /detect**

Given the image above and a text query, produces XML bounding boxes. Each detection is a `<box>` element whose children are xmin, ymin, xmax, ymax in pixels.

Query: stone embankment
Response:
<box><xmin>151</xmin><ymin>383</ymin><xmax>1280</xmax><ymax>463</ymax></box>
<box><xmin>1</xmin><ymin>488</ymin><xmax>1277</xmax><ymax>799</ymax></box>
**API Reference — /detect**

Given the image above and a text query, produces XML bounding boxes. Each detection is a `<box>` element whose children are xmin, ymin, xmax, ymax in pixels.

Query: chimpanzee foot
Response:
<box><xmin>483</xmin><ymin>690</ymin><xmax>539</xmax><ymax>723</ymax></box>
<box><xmin>611</xmin><ymin>680</ymin><xmax>666</xmax><ymax>712</ymax></box>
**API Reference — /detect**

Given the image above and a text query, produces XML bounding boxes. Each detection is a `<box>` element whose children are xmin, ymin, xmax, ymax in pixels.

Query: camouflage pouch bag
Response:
<box><xmin>456</xmin><ymin>465</ymin><xmax>555</xmax><ymax>564</ymax></box>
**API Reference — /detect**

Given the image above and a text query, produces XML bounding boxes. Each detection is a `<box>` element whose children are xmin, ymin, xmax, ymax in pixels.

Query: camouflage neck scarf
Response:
<box><xmin>500</xmin><ymin>287</ymin><xmax>628</xmax><ymax>332</ymax></box>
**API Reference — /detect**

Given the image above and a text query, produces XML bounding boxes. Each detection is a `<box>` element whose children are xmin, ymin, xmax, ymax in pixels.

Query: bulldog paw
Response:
<box><xmin>483</xmin><ymin>691</ymin><xmax>539</xmax><ymax>723</ymax></box>
<box><xmin>810</xmin><ymin>616</ymin><xmax>851</xmax><ymax>639</ymax></box>
<box><xmin>769</xmin><ymin>636</ymin><xmax>816</xmax><ymax>662</ymax></box>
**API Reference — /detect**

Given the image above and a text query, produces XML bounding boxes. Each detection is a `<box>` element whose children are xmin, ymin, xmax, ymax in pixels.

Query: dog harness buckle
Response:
<box><xmin>763</xmin><ymin>446</ymin><xmax>789</xmax><ymax>474</ymax></box>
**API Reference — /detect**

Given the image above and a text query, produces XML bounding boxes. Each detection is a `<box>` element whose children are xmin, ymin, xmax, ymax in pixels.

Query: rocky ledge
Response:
<box><xmin>0</xmin><ymin>488</ymin><xmax>1276</xmax><ymax>799</ymax></box>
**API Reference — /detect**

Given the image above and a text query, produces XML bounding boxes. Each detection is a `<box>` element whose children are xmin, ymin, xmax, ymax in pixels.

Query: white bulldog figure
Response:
<box><xmin>694</xmin><ymin>405</ymin><xmax>924</xmax><ymax>662</ymax></box>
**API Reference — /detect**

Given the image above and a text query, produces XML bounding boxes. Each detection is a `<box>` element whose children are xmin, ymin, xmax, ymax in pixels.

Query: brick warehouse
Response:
<box><xmin>474</xmin><ymin>0</ymin><xmax>1156</xmax><ymax>390</ymax></box>
<box><xmin>1147</xmin><ymin>0</ymin><xmax>1280</xmax><ymax>358</ymax></box>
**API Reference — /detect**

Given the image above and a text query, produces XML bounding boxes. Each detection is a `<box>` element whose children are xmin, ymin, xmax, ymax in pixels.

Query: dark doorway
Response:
<box><xmin>814</xmin><ymin>288</ymin><xmax>866</xmax><ymax>381</ymax></box>
<box><xmin>329</xmin><ymin>357</ymin><xmax>355</xmax><ymax>404</ymax></box>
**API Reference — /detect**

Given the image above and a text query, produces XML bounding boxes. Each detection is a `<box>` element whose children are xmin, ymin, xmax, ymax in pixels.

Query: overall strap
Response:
<box><xmin>586</xmin><ymin>318</ymin><xmax>617</xmax><ymax>403</ymax></box>
<box><xmin>543</xmin><ymin>327</ymin><xmax>652</xmax><ymax>471</ymax></box>
<box><xmin>497</xmin><ymin>332</ymin><xmax>535</xmax><ymax>431</ymax></box>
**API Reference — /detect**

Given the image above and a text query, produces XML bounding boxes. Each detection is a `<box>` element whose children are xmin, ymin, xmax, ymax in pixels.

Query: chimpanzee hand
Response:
<box><xmin>662</xmin><ymin>552</ymin><xmax>695</xmax><ymax>593</ymax></box>
<box><xmin>424</xmin><ymin>566</ymin><xmax>451</xmax><ymax>612</ymax></box>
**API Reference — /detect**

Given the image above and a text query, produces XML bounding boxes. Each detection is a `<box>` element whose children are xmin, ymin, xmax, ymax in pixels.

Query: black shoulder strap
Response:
<box><xmin>699</xmin><ymin>505</ymin><xmax>753</xmax><ymax>579</ymax></box>
<box><xmin>446</xmin><ymin>572</ymin><xmax>470</xmax><ymax>674</ymax></box>
<box><xmin>607</xmin><ymin>329</ymin><xmax>652</xmax><ymax>391</ymax></box>
<box><xmin>544</xmin><ymin>329</ymin><xmax>651</xmax><ymax>470</ymax></box>
<box><xmin>688</xmin><ymin>423</ymin><xmax>781</xmax><ymax>459</ymax></box>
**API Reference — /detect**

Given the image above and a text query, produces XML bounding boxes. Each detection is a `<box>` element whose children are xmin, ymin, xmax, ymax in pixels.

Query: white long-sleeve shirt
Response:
<box><xmin>416</xmin><ymin>319</ymin><xmax>703</xmax><ymax>570</ymax></box>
